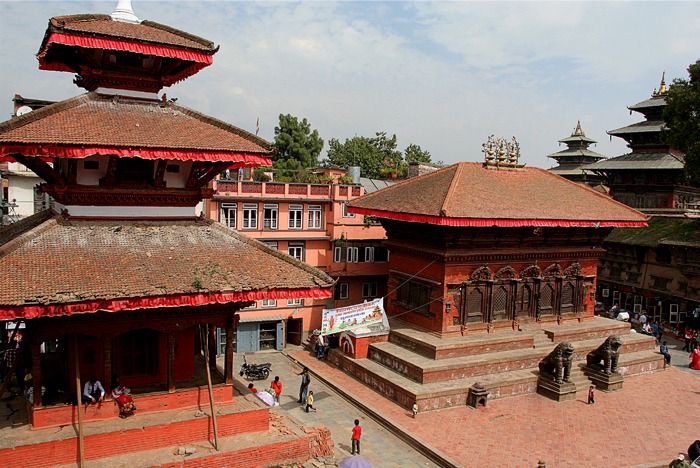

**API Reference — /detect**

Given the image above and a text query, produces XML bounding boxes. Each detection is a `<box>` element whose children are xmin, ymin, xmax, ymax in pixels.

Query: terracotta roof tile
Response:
<box><xmin>0</xmin><ymin>93</ymin><xmax>272</xmax><ymax>158</ymax></box>
<box><xmin>43</xmin><ymin>14</ymin><xmax>215</xmax><ymax>52</ymax></box>
<box><xmin>348</xmin><ymin>162</ymin><xmax>647</xmax><ymax>227</ymax></box>
<box><xmin>0</xmin><ymin>214</ymin><xmax>334</xmax><ymax>310</ymax></box>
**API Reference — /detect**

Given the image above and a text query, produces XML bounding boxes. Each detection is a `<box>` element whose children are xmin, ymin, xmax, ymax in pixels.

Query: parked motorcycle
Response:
<box><xmin>239</xmin><ymin>355</ymin><xmax>272</xmax><ymax>380</ymax></box>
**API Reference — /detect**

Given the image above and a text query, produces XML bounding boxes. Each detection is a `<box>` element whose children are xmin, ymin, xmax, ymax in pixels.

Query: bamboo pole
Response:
<box><xmin>203</xmin><ymin>324</ymin><xmax>219</xmax><ymax>450</ymax></box>
<box><xmin>73</xmin><ymin>334</ymin><xmax>85</xmax><ymax>467</ymax></box>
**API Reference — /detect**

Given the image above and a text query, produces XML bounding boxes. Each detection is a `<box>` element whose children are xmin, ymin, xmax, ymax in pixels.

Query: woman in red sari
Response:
<box><xmin>111</xmin><ymin>376</ymin><xmax>136</xmax><ymax>418</ymax></box>
<box><xmin>690</xmin><ymin>348</ymin><xmax>700</xmax><ymax>370</ymax></box>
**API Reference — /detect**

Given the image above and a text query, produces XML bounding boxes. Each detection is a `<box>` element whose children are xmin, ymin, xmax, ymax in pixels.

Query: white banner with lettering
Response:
<box><xmin>320</xmin><ymin>298</ymin><xmax>388</xmax><ymax>336</ymax></box>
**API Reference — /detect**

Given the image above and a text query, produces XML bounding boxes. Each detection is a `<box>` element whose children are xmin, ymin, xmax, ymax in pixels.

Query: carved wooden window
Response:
<box><xmin>540</xmin><ymin>283</ymin><xmax>554</xmax><ymax>315</ymax></box>
<box><xmin>561</xmin><ymin>282</ymin><xmax>574</xmax><ymax>313</ymax></box>
<box><xmin>492</xmin><ymin>286</ymin><xmax>509</xmax><ymax>321</ymax></box>
<box><xmin>466</xmin><ymin>287</ymin><xmax>485</xmax><ymax>323</ymax></box>
<box><xmin>517</xmin><ymin>284</ymin><xmax>532</xmax><ymax>318</ymax></box>
<box><xmin>397</xmin><ymin>281</ymin><xmax>432</xmax><ymax>316</ymax></box>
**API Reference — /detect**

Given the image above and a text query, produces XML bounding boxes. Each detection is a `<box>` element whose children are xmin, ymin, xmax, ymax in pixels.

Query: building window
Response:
<box><xmin>652</xmin><ymin>276</ymin><xmax>671</xmax><ymax>290</ymax></box>
<box><xmin>288</xmin><ymin>243</ymin><xmax>304</xmax><ymax>261</ymax></box>
<box><xmin>334</xmin><ymin>246</ymin><xmax>342</xmax><ymax>263</ymax></box>
<box><xmin>347</xmin><ymin>247</ymin><xmax>359</xmax><ymax>263</ymax></box>
<box><xmin>334</xmin><ymin>283</ymin><xmax>349</xmax><ymax>300</ymax></box>
<box><xmin>364</xmin><ymin>247</ymin><xmax>375</xmax><ymax>262</ymax></box>
<box><xmin>263</xmin><ymin>204</ymin><xmax>278</xmax><ymax>230</ymax></box>
<box><xmin>263</xmin><ymin>241</ymin><xmax>278</xmax><ymax>250</ymax></box>
<box><xmin>342</xmin><ymin>202</ymin><xmax>355</xmax><ymax>218</ymax></box>
<box><xmin>242</xmin><ymin>203</ymin><xmax>258</xmax><ymax>229</ymax></box>
<box><xmin>362</xmin><ymin>282</ymin><xmax>378</xmax><ymax>298</ymax></box>
<box><xmin>289</xmin><ymin>204</ymin><xmax>303</xmax><ymax>229</ymax></box>
<box><xmin>308</xmin><ymin>205</ymin><xmax>322</xmax><ymax>228</ymax></box>
<box><xmin>262</xmin><ymin>299</ymin><xmax>277</xmax><ymax>307</ymax></box>
<box><xmin>287</xmin><ymin>298</ymin><xmax>303</xmax><ymax>306</ymax></box>
<box><xmin>220</xmin><ymin>203</ymin><xmax>237</xmax><ymax>228</ymax></box>
<box><xmin>396</xmin><ymin>280</ymin><xmax>432</xmax><ymax>316</ymax></box>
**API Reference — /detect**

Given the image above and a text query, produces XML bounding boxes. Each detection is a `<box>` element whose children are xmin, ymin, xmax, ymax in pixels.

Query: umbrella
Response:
<box><xmin>339</xmin><ymin>456</ymin><xmax>372</xmax><ymax>468</ymax></box>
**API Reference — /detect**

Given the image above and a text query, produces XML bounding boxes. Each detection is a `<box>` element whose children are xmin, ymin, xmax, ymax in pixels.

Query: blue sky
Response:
<box><xmin>1</xmin><ymin>1</ymin><xmax>699</xmax><ymax>169</ymax></box>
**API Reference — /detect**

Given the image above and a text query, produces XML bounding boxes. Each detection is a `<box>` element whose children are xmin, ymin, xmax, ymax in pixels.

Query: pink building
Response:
<box><xmin>204</xmin><ymin>167</ymin><xmax>391</xmax><ymax>352</ymax></box>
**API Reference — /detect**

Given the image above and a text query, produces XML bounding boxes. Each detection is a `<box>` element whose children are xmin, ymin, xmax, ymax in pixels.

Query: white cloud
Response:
<box><xmin>1</xmin><ymin>1</ymin><xmax>699</xmax><ymax>169</ymax></box>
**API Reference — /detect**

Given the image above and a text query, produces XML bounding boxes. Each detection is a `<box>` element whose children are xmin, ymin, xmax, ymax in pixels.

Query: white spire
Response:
<box><xmin>111</xmin><ymin>0</ymin><xmax>140</xmax><ymax>24</ymax></box>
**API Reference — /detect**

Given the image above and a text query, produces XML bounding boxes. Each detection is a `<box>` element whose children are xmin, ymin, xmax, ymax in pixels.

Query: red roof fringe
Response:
<box><xmin>39</xmin><ymin>33</ymin><xmax>214</xmax><ymax>64</ymax></box>
<box><xmin>0</xmin><ymin>288</ymin><xmax>331</xmax><ymax>320</ymax></box>
<box><xmin>0</xmin><ymin>145</ymin><xmax>271</xmax><ymax>166</ymax></box>
<box><xmin>349</xmin><ymin>206</ymin><xmax>648</xmax><ymax>228</ymax></box>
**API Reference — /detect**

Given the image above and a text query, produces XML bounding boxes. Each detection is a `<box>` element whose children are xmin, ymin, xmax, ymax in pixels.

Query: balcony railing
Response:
<box><xmin>215</xmin><ymin>180</ymin><xmax>362</xmax><ymax>200</ymax></box>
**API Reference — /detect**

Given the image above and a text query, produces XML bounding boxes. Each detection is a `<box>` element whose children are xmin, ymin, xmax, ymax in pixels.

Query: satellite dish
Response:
<box><xmin>16</xmin><ymin>106</ymin><xmax>33</xmax><ymax>116</ymax></box>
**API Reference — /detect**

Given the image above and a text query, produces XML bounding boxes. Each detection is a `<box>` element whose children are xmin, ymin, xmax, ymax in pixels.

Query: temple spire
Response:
<box><xmin>654</xmin><ymin>71</ymin><xmax>667</xmax><ymax>96</ymax></box>
<box><xmin>111</xmin><ymin>0</ymin><xmax>140</xmax><ymax>24</ymax></box>
<box><xmin>573</xmin><ymin>120</ymin><xmax>585</xmax><ymax>137</ymax></box>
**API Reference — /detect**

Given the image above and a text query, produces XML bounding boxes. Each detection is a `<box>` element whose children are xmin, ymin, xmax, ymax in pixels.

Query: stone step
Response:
<box><xmin>543</xmin><ymin>316</ymin><xmax>632</xmax><ymax>344</ymax></box>
<box><xmin>327</xmin><ymin>348</ymin><xmax>664</xmax><ymax>411</ymax></box>
<box><xmin>368</xmin><ymin>332</ymin><xmax>657</xmax><ymax>384</ymax></box>
<box><xmin>388</xmin><ymin>326</ymin><xmax>534</xmax><ymax>360</ymax></box>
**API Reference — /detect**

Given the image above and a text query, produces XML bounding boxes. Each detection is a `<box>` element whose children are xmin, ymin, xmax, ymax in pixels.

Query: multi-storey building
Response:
<box><xmin>204</xmin><ymin>166</ymin><xmax>391</xmax><ymax>352</ymax></box>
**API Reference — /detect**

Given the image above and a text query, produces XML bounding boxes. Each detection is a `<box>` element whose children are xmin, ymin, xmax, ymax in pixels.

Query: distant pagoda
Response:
<box><xmin>585</xmin><ymin>73</ymin><xmax>699</xmax><ymax>213</ymax></box>
<box><xmin>547</xmin><ymin>121</ymin><xmax>606</xmax><ymax>186</ymax></box>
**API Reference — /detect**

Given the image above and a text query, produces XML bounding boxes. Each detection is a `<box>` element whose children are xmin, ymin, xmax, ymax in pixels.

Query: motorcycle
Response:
<box><xmin>239</xmin><ymin>355</ymin><xmax>272</xmax><ymax>380</ymax></box>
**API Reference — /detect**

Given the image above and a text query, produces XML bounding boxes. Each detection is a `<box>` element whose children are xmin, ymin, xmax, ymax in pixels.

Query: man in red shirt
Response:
<box><xmin>270</xmin><ymin>376</ymin><xmax>282</xmax><ymax>406</ymax></box>
<box><xmin>351</xmin><ymin>419</ymin><xmax>362</xmax><ymax>455</ymax></box>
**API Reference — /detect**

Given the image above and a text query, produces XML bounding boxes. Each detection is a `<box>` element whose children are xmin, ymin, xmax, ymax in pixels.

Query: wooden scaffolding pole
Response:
<box><xmin>202</xmin><ymin>324</ymin><xmax>219</xmax><ymax>450</ymax></box>
<box><xmin>73</xmin><ymin>334</ymin><xmax>85</xmax><ymax>467</ymax></box>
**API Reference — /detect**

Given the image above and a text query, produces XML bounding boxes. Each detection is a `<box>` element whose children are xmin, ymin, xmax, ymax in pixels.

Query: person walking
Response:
<box><xmin>270</xmin><ymin>376</ymin><xmax>282</xmax><ymax>406</ymax></box>
<box><xmin>587</xmin><ymin>385</ymin><xmax>595</xmax><ymax>404</ymax></box>
<box><xmin>296</xmin><ymin>367</ymin><xmax>310</xmax><ymax>404</ymax></box>
<box><xmin>305</xmin><ymin>390</ymin><xmax>317</xmax><ymax>412</ymax></box>
<box><xmin>412</xmin><ymin>402</ymin><xmax>418</xmax><ymax>418</ymax></box>
<box><xmin>351</xmin><ymin>419</ymin><xmax>362</xmax><ymax>455</ymax></box>
<box><xmin>683</xmin><ymin>328</ymin><xmax>693</xmax><ymax>352</ymax></box>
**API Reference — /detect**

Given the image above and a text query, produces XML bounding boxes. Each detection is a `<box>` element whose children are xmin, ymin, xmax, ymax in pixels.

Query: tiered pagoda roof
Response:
<box><xmin>348</xmin><ymin>161</ymin><xmax>647</xmax><ymax>228</ymax></box>
<box><xmin>547</xmin><ymin>121</ymin><xmax>607</xmax><ymax>183</ymax></box>
<box><xmin>0</xmin><ymin>212</ymin><xmax>334</xmax><ymax>319</ymax></box>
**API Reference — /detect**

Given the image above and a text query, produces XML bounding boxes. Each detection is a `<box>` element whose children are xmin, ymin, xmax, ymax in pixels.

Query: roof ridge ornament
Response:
<box><xmin>111</xmin><ymin>0</ymin><xmax>141</xmax><ymax>24</ymax></box>
<box><xmin>482</xmin><ymin>135</ymin><xmax>524</xmax><ymax>170</ymax></box>
<box><xmin>654</xmin><ymin>71</ymin><xmax>667</xmax><ymax>96</ymax></box>
<box><xmin>573</xmin><ymin>120</ymin><xmax>585</xmax><ymax>137</ymax></box>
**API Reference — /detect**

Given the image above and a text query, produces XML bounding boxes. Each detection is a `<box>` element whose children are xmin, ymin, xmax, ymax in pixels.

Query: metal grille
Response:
<box><xmin>561</xmin><ymin>282</ymin><xmax>574</xmax><ymax>313</ymax></box>
<box><xmin>467</xmin><ymin>288</ymin><xmax>484</xmax><ymax>323</ymax></box>
<box><xmin>540</xmin><ymin>284</ymin><xmax>554</xmax><ymax>315</ymax></box>
<box><xmin>492</xmin><ymin>286</ymin><xmax>508</xmax><ymax>321</ymax></box>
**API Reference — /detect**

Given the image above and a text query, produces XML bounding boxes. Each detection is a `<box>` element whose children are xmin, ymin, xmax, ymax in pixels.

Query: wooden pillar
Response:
<box><xmin>224</xmin><ymin>322</ymin><xmax>234</xmax><ymax>385</ymax></box>
<box><xmin>31</xmin><ymin>332</ymin><xmax>42</xmax><ymax>408</ymax></box>
<box><xmin>208</xmin><ymin>325</ymin><xmax>217</xmax><ymax>370</ymax></box>
<box><xmin>168</xmin><ymin>333</ymin><xmax>176</xmax><ymax>393</ymax></box>
<box><xmin>103</xmin><ymin>338</ymin><xmax>111</xmax><ymax>397</ymax></box>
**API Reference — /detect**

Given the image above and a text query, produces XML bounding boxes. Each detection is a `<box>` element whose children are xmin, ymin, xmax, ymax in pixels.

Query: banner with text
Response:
<box><xmin>321</xmin><ymin>298</ymin><xmax>387</xmax><ymax>336</ymax></box>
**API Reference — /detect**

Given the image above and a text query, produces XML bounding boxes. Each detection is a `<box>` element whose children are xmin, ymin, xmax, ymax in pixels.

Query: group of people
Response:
<box><xmin>81</xmin><ymin>375</ymin><xmax>136</xmax><ymax>419</ymax></box>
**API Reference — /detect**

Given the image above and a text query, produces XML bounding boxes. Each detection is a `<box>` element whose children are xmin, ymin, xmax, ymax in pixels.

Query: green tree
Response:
<box><xmin>404</xmin><ymin>143</ymin><xmax>432</xmax><ymax>163</ymax></box>
<box><xmin>272</xmin><ymin>114</ymin><xmax>324</xmax><ymax>180</ymax></box>
<box><xmin>664</xmin><ymin>60</ymin><xmax>700</xmax><ymax>186</ymax></box>
<box><xmin>326</xmin><ymin>132</ymin><xmax>403</xmax><ymax>178</ymax></box>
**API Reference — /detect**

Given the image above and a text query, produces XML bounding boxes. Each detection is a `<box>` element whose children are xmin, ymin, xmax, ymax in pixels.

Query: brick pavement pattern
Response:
<box><xmin>290</xmin><ymin>350</ymin><xmax>700</xmax><ymax>468</ymax></box>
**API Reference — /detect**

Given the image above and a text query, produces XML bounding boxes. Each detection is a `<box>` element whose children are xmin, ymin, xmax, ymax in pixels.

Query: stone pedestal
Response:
<box><xmin>467</xmin><ymin>382</ymin><xmax>490</xmax><ymax>409</ymax></box>
<box><xmin>583</xmin><ymin>367</ymin><xmax>623</xmax><ymax>392</ymax></box>
<box><xmin>536</xmin><ymin>377</ymin><xmax>577</xmax><ymax>402</ymax></box>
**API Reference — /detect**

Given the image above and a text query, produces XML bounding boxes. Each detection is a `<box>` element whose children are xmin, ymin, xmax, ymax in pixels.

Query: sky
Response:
<box><xmin>0</xmin><ymin>1</ymin><xmax>699</xmax><ymax>170</ymax></box>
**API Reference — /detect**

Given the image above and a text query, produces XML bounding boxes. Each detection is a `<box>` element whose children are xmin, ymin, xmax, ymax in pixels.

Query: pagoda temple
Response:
<box><xmin>547</xmin><ymin>121</ymin><xmax>607</xmax><ymax>186</ymax></box>
<box><xmin>0</xmin><ymin>2</ymin><xmax>333</xmax><ymax>465</ymax></box>
<box><xmin>334</xmin><ymin>138</ymin><xmax>661</xmax><ymax>412</ymax></box>
<box><xmin>586</xmin><ymin>73</ymin><xmax>700</xmax><ymax>213</ymax></box>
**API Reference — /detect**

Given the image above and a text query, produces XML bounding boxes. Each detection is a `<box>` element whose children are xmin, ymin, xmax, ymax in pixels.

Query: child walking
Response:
<box><xmin>587</xmin><ymin>385</ymin><xmax>595</xmax><ymax>404</ymax></box>
<box><xmin>412</xmin><ymin>402</ymin><xmax>418</xmax><ymax>418</ymax></box>
<box><xmin>351</xmin><ymin>419</ymin><xmax>362</xmax><ymax>455</ymax></box>
<box><xmin>305</xmin><ymin>390</ymin><xmax>317</xmax><ymax>412</ymax></box>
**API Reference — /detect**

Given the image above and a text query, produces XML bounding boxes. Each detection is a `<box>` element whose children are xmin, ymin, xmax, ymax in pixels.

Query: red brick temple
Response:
<box><xmin>335</xmin><ymin>137</ymin><xmax>663</xmax><ymax>411</ymax></box>
<box><xmin>0</xmin><ymin>2</ymin><xmax>333</xmax><ymax>466</ymax></box>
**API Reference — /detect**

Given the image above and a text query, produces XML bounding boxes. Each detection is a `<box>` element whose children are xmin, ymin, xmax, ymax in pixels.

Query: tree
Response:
<box><xmin>664</xmin><ymin>60</ymin><xmax>700</xmax><ymax>186</ymax></box>
<box><xmin>404</xmin><ymin>143</ymin><xmax>432</xmax><ymax>164</ymax></box>
<box><xmin>272</xmin><ymin>114</ymin><xmax>324</xmax><ymax>180</ymax></box>
<box><xmin>326</xmin><ymin>132</ymin><xmax>414</xmax><ymax>178</ymax></box>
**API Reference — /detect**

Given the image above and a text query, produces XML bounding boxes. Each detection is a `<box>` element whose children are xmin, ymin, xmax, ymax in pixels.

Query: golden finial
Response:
<box><xmin>657</xmin><ymin>70</ymin><xmax>667</xmax><ymax>95</ymax></box>
<box><xmin>573</xmin><ymin>120</ymin><xmax>584</xmax><ymax>137</ymax></box>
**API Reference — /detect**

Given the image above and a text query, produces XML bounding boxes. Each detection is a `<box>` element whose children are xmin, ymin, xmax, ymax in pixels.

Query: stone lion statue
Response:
<box><xmin>586</xmin><ymin>335</ymin><xmax>622</xmax><ymax>375</ymax></box>
<box><xmin>539</xmin><ymin>342</ymin><xmax>575</xmax><ymax>384</ymax></box>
